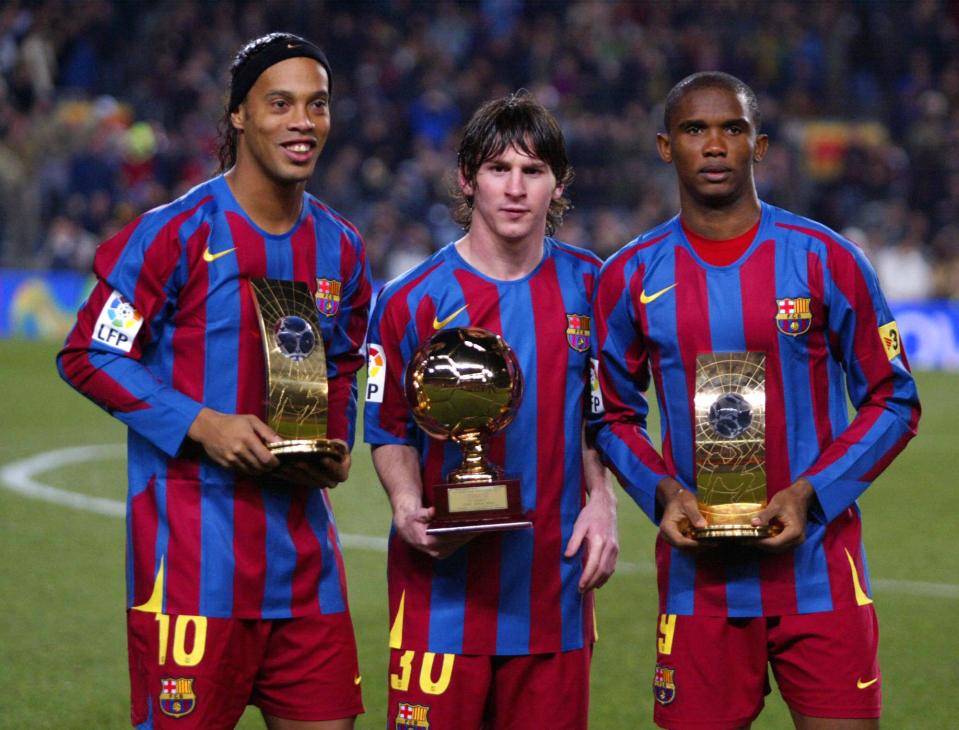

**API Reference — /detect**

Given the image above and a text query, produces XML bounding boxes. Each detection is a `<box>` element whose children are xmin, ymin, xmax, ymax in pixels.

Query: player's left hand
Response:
<box><xmin>565</xmin><ymin>487</ymin><xmax>619</xmax><ymax>592</ymax></box>
<box><xmin>752</xmin><ymin>477</ymin><xmax>815</xmax><ymax>552</ymax></box>
<box><xmin>274</xmin><ymin>442</ymin><xmax>351</xmax><ymax>489</ymax></box>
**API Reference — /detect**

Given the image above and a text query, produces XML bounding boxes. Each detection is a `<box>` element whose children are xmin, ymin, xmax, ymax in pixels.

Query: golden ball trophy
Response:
<box><xmin>405</xmin><ymin>326</ymin><xmax>530</xmax><ymax>535</ymax></box>
<box><xmin>249</xmin><ymin>278</ymin><xmax>347</xmax><ymax>466</ymax></box>
<box><xmin>692</xmin><ymin>351</ymin><xmax>776</xmax><ymax>540</ymax></box>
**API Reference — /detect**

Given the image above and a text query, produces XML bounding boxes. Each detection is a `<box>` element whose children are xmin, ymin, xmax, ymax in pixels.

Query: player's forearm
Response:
<box><xmin>655</xmin><ymin>476</ymin><xmax>688</xmax><ymax>509</ymax></box>
<box><xmin>371</xmin><ymin>443</ymin><xmax>425</xmax><ymax>513</ymax></box>
<box><xmin>592</xmin><ymin>423</ymin><xmax>671</xmax><ymax>524</ymax></box>
<box><xmin>325</xmin><ymin>374</ymin><xmax>358</xmax><ymax>444</ymax></box>
<box><xmin>583</xmin><ymin>445</ymin><xmax>616</xmax><ymax>506</ymax></box>
<box><xmin>58</xmin><ymin>346</ymin><xmax>205</xmax><ymax>457</ymax></box>
<box><xmin>801</xmin><ymin>391</ymin><xmax>918</xmax><ymax>522</ymax></box>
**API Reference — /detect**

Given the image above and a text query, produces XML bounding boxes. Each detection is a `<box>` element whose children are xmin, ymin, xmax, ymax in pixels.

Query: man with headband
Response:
<box><xmin>58</xmin><ymin>33</ymin><xmax>371</xmax><ymax>729</ymax></box>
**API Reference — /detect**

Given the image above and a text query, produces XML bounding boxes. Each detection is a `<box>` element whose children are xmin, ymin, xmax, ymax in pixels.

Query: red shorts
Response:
<box><xmin>127</xmin><ymin>609</ymin><xmax>363</xmax><ymax>729</ymax></box>
<box><xmin>652</xmin><ymin>605</ymin><xmax>881</xmax><ymax>730</ymax></box>
<box><xmin>387</xmin><ymin>646</ymin><xmax>592</xmax><ymax>730</ymax></box>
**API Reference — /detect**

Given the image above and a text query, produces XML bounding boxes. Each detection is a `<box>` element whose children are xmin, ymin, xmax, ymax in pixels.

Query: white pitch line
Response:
<box><xmin>0</xmin><ymin>444</ymin><xmax>126</xmax><ymax>517</ymax></box>
<box><xmin>2</xmin><ymin>445</ymin><xmax>957</xmax><ymax>600</ymax></box>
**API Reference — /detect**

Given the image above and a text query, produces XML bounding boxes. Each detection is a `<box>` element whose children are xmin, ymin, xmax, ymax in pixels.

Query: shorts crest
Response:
<box><xmin>775</xmin><ymin>297</ymin><xmax>812</xmax><ymax>336</ymax></box>
<box><xmin>395</xmin><ymin>701</ymin><xmax>430</xmax><ymax>728</ymax></box>
<box><xmin>653</xmin><ymin>663</ymin><xmax>677</xmax><ymax>706</ymax></box>
<box><xmin>316</xmin><ymin>278</ymin><xmax>342</xmax><ymax>317</ymax></box>
<box><xmin>566</xmin><ymin>313</ymin><xmax>591</xmax><ymax>352</ymax></box>
<box><xmin>159</xmin><ymin>677</ymin><xmax>196</xmax><ymax>718</ymax></box>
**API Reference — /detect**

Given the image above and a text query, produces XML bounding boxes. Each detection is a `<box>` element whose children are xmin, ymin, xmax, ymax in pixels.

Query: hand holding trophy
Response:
<box><xmin>249</xmin><ymin>278</ymin><xmax>348</xmax><ymax>471</ymax></box>
<box><xmin>405</xmin><ymin>327</ymin><xmax>531</xmax><ymax>535</ymax></box>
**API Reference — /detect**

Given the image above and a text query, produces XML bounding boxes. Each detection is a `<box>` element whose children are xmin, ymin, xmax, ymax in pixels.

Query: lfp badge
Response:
<box><xmin>566</xmin><ymin>313</ymin><xmax>591</xmax><ymax>352</ymax></box>
<box><xmin>775</xmin><ymin>297</ymin><xmax>812</xmax><ymax>336</ymax></box>
<box><xmin>315</xmin><ymin>278</ymin><xmax>342</xmax><ymax>317</ymax></box>
<box><xmin>159</xmin><ymin>677</ymin><xmax>196</xmax><ymax>718</ymax></box>
<box><xmin>92</xmin><ymin>290</ymin><xmax>144</xmax><ymax>352</ymax></box>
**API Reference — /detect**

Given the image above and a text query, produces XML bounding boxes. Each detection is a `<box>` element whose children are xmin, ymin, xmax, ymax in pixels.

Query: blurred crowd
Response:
<box><xmin>1</xmin><ymin>0</ymin><xmax>957</xmax><ymax>298</ymax></box>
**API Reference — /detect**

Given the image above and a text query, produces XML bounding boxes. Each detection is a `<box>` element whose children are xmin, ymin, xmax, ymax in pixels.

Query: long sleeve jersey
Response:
<box><xmin>365</xmin><ymin>239</ymin><xmax>601</xmax><ymax>655</ymax></box>
<box><xmin>591</xmin><ymin>202</ymin><xmax>920</xmax><ymax>617</ymax></box>
<box><xmin>57</xmin><ymin>175</ymin><xmax>372</xmax><ymax>619</ymax></box>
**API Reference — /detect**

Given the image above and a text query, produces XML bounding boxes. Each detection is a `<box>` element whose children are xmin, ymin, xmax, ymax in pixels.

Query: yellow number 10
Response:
<box><xmin>155</xmin><ymin>614</ymin><xmax>207</xmax><ymax>667</ymax></box>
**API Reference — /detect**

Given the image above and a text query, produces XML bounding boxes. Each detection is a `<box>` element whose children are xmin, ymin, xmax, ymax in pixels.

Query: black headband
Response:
<box><xmin>229</xmin><ymin>39</ymin><xmax>332</xmax><ymax>112</ymax></box>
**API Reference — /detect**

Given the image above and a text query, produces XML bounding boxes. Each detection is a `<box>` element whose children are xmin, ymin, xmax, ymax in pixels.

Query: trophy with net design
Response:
<box><xmin>249</xmin><ymin>278</ymin><xmax>347</xmax><ymax>465</ymax></box>
<box><xmin>692</xmin><ymin>352</ymin><xmax>777</xmax><ymax>539</ymax></box>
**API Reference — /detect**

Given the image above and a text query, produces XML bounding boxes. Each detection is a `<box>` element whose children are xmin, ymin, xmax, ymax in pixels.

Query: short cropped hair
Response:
<box><xmin>663</xmin><ymin>72</ymin><xmax>761</xmax><ymax>134</ymax></box>
<box><xmin>452</xmin><ymin>90</ymin><xmax>573</xmax><ymax>236</ymax></box>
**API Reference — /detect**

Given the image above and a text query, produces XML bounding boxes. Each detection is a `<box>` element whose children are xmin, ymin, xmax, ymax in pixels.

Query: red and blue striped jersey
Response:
<box><xmin>591</xmin><ymin>202</ymin><xmax>920</xmax><ymax>618</ymax></box>
<box><xmin>364</xmin><ymin>239</ymin><xmax>601</xmax><ymax>655</ymax></box>
<box><xmin>57</xmin><ymin>175</ymin><xmax>372</xmax><ymax>619</ymax></box>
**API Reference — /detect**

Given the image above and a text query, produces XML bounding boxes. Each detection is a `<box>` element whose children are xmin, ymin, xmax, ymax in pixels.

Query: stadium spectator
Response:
<box><xmin>0</xmin><ymin>1</ymin><xmax>955</xmax><ymax>295</ymax></box>
<box><xmin>874</xmin><ymin>209</ymin><xmax>935</xmax><ymax>301</ymax></box>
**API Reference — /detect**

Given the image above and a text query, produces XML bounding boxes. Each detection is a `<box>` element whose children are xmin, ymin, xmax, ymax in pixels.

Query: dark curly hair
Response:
<box><xmin>451</xmin><ymin>90</ymin><xmax>573</xmax><ymax>236</ymax></box>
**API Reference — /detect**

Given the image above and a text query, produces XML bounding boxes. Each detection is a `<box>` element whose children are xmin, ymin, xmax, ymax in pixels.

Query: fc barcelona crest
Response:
<box><xmin>159</xmin><ymin>677</ymin><xmax>197</xmax><ymax>718</ymax></box>
<box><xmin>566</xmin><ymin>313</ymin><xmax>591</xmax><ymax>352</ymax></box>
<box><xmin>315</xmin><ymin>278</ymin><xmax>342</xmax><ymax>317</ymax></box>
<box><xmin>396</xmin><ymin>702</ymin><xmax>430</xmax><ymax>729</ymax></box>
<box><xmin>653</xmin><ymin>664</ymin><xmax>677</xmax><ymax>706</ymax></box>
<box><xmin>775</xmin><ymin>297</ymin><xmax>812</xmax><ymax>336</ymax></box>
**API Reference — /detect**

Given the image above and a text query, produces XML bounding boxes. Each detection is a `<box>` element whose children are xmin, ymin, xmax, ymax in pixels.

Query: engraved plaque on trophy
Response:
<box><xmin>404</xmin><ymin>327</ymin><xmax>531</xmax><ymax>535</ymax></box>
<box><xmin>692</xmin><ymin>352</ymin><xmax>773</xmax><ymax>539</ymax></box>
<box><xmin>249</xmin><ymin>278</ymin><xmax>347</xmax><ymax>465</ymax></box>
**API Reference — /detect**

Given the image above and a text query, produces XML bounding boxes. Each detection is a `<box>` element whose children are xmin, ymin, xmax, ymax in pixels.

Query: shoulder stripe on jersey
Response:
<box><xmin>633</xmin><ymin>230</ymin><xmax>671</xmax><ymax>252</ymax></box>
<box><xmin>308</xmin><ymin>198</ymin><xmax>363</xmax><ymax>239</ymax></box>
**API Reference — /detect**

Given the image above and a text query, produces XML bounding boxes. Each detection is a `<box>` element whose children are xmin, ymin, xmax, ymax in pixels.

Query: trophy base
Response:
<box><xmin>691</xmin><ymin>502</ymin><xmax>775</xmax><ymax>541</ymax></box>
<box><xmin>269</xmin><ymin>439</ymin><xmax>347</xmax><ymax>464</ymax></box>
<box><xmin>426</xmin><ymin>518</ymin><xmax>533</xmax><ymax>535</ymax></box>
<box><xmin>426</xmin><ymin>478</ymin><xmax>530</xmax><ymax>535</ymax></box>
<box><xmin>690</xmin><ymin>523</ymin><xmax>774</xmax><ymax>540</ymax></box>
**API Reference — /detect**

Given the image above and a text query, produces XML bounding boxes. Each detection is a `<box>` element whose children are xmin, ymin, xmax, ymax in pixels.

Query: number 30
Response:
<box><xmin>390</xmin><ymin>650</ymin><xmax>455</xmax><ymax>695</ymax></box>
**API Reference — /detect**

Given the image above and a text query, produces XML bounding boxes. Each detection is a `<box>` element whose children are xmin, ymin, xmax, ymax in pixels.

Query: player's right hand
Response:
<box><xmin>187</xmin><ymin>407</ymin><xmax>280</xmax><ymax>474</ymax></box>
<box><xmin>657</xmin><ymin>477</ymin><xmax>708</xmax><ymax>551</ymax></box>
<box><xmin>274</xmin><ymin>446</ymin><xmax>352</xmax><ymax>489</ymax></box>
<box><xmin>392</xmin><ymin>496</ymin><xmax>473</xmax><ymax>560</ymax></box>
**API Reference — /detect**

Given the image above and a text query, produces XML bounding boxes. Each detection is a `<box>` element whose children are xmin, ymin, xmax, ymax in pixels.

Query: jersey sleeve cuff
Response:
<box><xmin>804</xmin><ymin>474</ymin><xmax>867</xmax><ymax>523</ymax></box>
<box><xmin>364</xmin><ymin>430</ymin><xmax>413</xmax><ymax>447</ymax></box>
<box><xmin>128</xmin><ymin>391</ymin><xmax>205</xmax><ymax>458</ymax></box>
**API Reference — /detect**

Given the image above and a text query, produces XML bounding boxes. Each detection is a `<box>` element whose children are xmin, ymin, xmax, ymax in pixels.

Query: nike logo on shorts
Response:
<box><xmin>857</xmin><ymin>677</ymin><xmax>878</xmax><ymax>689</ymax></box>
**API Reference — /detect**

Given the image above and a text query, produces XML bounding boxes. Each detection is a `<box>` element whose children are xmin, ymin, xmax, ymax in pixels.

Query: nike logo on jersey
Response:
<box><xmin>202</xmin><ymin>246</ymin><xmax>236</xmax><ymax>263</ymax></box>
<box><xmin>857</xmin><ymin>677</ymin><xmax>878</xmax><ymax>689</ymax></box>
<box><xmin>354</xmin><ymin>674</ymin><xmax>362</xmax><ymax>685</ymax></box>
<box><xmin>433</xmin><ymin>304</ymin><xmax>468</xmax><ymax>330</ymax></box>
<box><xmin>639</xmin><ymin>283</ymin><xmax>677</xmax><ymax>304</ymax></box>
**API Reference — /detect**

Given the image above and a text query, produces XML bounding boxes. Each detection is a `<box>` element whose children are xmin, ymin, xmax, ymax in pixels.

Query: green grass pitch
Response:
<box><xmin>2</xmin><ymin>339</ymin><xmax>957</xmax><ymax>728</ymax></box>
